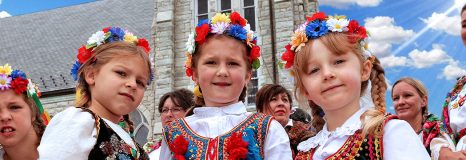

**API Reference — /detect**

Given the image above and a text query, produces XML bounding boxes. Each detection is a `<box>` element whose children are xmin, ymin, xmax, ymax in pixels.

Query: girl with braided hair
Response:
<box><xmin>280</xmin><ymin>12</ymin><xmax>429</xmax><ymax>159</ymax></box>
<box><xmin>38</xmin><ymin>27</ymin><xmax>152</xmax><ymax>160</ymax></box>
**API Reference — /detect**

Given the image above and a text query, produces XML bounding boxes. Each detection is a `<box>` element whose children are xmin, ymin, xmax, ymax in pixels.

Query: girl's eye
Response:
<box><xmin>462</xmin><ymin>23</ymin><xmax>466</xmax><ymax>28</ymax></box>
<box><xmin>205</xmin><ymin>61</ymin><xmax>216</xmax><ymax>65</ymax></box>
<box><xmin>309</xmin><ymin>68</ymin><xmax>319</xmax><ymax>74</ymax></box>
<box><xmin>335</xmin><ymin>59</ymin><xmax>345</xmax><ymax>65</ymax></box>
<box><xmin>9</xmin><ymin>105</ymin><xmax>21</xmax><ymax>110</ymax></box>
<box><xmin>283</xmin><ymin>98</ymin><xmax>289</xmax><ymax>103</ymax></box>
<box><xmin>228</xmin><ymin>62</ymin><xmax>239</xmax><ymax>66</ymax></box>
<box><xmin>270</xmin><ymin>97</ymin><xmax>277</xmax><ymax>101</ymax></box>
<box><xmin>116</xmin><ymin>71</ymin><xmax>126</xmax><ymax>77</ymax></box>
<box><xmin>136</xmin><ymin>80</ymin><xmax>147</xmax><ymax>88</ymax></box>
<box><xmin>392</xmin><ymin>96</ymin><xmax>399</xmax><ymax>101</ymax></box>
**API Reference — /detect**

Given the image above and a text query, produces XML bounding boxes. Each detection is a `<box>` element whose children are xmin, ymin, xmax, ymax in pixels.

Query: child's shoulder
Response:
<box><xmin>46</xmin><ymin>107</ymin><xmax>96</xmax><ymax>131</ymax></box>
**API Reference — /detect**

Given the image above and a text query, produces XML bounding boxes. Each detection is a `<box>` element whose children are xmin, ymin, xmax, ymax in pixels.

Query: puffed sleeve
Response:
<box><xmin>38</xmin><ymin>107</ymin><xmax>97</xmax><ymax>160</ymax></box>
<box><xmin>264</xmin><ymin>119</ymin><xmax>293</xmax><ymax>160</ymax></box>
<box><xmin>383</xmin><ymin>119</ymin><xmax>430</xmax><ymax>160</ymax></box>
<box><xmin>430</xmin><ymin>133</ymin><xmax>455</xmax><ymax>160</ymax></box>
<box><xmin>159</xmin><ymin>137</ymin><xmax>173</xmax><ymax>159</ymax></box>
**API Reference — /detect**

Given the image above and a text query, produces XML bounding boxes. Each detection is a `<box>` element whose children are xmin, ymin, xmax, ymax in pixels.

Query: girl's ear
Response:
<box><xmin>245</xmin><ymin>70</ymin><xmax>252</xmax><ymax>84</ymax></box>
<box><xmin>84</xmin><ymin>69</ymin><xmax>96</xmax><ymax>86</ymax></box>
<box><xmin>192</xmin><ymin>69</ymin><xmax>199</xmax><ymax>84</ymax></box>
<box><xmin>361</xmin><ymin>57</ymin><xmax>373</xmax><ymax>81</ymax></box>
<box><xmin>421</xmin><ymin>95</ymin><xmax>428</xmax><ymax>109</ymax></box>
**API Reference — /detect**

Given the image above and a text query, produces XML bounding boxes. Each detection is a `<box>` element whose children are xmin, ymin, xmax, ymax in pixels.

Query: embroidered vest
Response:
<box><xmin>295</xmin><ymin>115</ymin><xmax>398</xmax><ymax>160</ymax></box>
<box><xmin>163</xmin><ymin>113</ymin><xmax>273</xmax><ymax>160</ymax></box>
<box><xmin>81</xmin><ymin>108</ymin><xmax>149</xmax><ymax>160</ymax></box>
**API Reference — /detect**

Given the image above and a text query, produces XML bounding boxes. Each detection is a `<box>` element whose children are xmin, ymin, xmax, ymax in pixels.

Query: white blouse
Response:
<box><xmin>431</xmin><ymin>85</ymin><xmax>466</xmax><ymax>160</ymax></box>
<box><xmin>38</xmin><ymin>107</ymin><xmax>136</xmax><ymax>160</ymax></box>
<box><xmin>297</xmin><ymin>108</ymin><xmax>430</xmax><ymax>160</ymax></box>
<box><xmin>159</xmin><ymin>102</ymin><xmax>292</xmax><ymax>159</ymax></box>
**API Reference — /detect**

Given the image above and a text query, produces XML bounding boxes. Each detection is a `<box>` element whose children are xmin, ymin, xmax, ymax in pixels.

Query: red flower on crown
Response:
<box><xmin>306</xmin><ymin>12</ymin><xmax>326</xmax><ymax>22</ymax></box>
<box><xmin>138</xmin><ymin>39</ymin><xmax>150</xmax><ymax>53</ymax></box>
<box><xmin>77</xmin><ymin>46</ymin><xmax>93</xmax><ymax>64</ymax></box>
<box><xmin>249</xmin><ymin>46</ymin><xmax>261</xmax><ymax>63</ymax></box>
<box><xmin>281</xmin><ymin>44</ymin><xmax>295</xmax><ymax>69</ymax></box>
<box><xmin>10</xmin><ymin>78</ymin><xmax>29</xmax><ymax>94</ymax></box>
<box><xmin>230</xmin><ymin>12</ymin><xmax>247</xmax><ymax>27</ymax></box>
<box><xmin>195</xmin><ymin>23</ymin><xmax>210</xmax><ymax>45</ymax></box>
<box><xmin>347</xmin><ymin>20</ymin><xmax>367</xmax><ymax>44</ymax></box>
<box><xmin>225</xmin><ymin>132</ymin><xmax>248</xmax><ymax>160</ymax></box>
<box><xmin>169</xmin><ymin>136</ymin><xmax>189</xmax><ymax>160</ymax></box>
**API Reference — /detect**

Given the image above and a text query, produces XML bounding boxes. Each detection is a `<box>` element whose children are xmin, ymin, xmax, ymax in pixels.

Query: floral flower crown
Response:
<box><xmin>70</xmin><ymin>26</ymin><xmax>153</xmax><ymax>84</ymax></box>
<box><xmin>280</xmin><ymin>12</ymin><xmax>371</xmax><ymax>69</ymax></box>
<box><xmin>0</xmin><ymin>64</ymin><xmax>51</xmax><ymax>125</ymax></box>
<box><xmin>184</xmin><ymin>12</ymin><xmax>261</xmax><ymax>77</ymax></box>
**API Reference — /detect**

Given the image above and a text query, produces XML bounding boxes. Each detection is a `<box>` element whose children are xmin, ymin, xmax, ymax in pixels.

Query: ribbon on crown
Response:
<box><xmin>279</xmin><ymin>12</ymin><xmax>371</xmax><ymax>70</ymax></box>
<box><xmin>184</xmin><ymin>12</ymin><xmax>261</xmax><ymax>77</ymax></box>
<box><xmin>70</xmin><ymin>26</ymin><xmax>153</xmax><ymax>84</ymax></box>
<box><xmin>0</xmin><ymin>64</ymin><xmax>51</xmax><ymax>125</ymax></box>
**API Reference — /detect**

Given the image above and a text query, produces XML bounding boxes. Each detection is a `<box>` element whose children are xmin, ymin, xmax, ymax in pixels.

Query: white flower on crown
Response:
<box><xmin>87</xmin><ymin>31</ymin><xmax>106</xmax><ymax>46</ymax></box>
<box><xmin>211</xmin><ymin>22</ymin><xmax>229</xmax><ymax>34</ymax></box>
<box><xmin>186</xmin><ymin>33</ymin><xmax>195</xmax><ymax>54</ymax></box>
<box><xmin>326</xmin><ymin>18</ymin><xmax>349</xmax><ymax>32</ymax></box>
<box><xmin>27</xmin><ymin>79</ymin><xmax>37</xmax><ymax>96</ymax></box>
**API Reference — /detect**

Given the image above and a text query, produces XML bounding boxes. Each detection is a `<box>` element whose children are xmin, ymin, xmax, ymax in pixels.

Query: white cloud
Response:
<box><xmin>380</xmin><ymin>55</ymin><xmax>409</xmax><ymax>68</ymax></box>
<box><xmin>319</xmin><ymin>0</ymin><xmax>382</xmax><ymax>8</ymax></box>
<box><xmin>408</xmin><ymin>44</ymin><xmax>452</xmax><ymax>68</ymax></box>
<box><xmin>0</xmin><ymin>11</ymin><xmax>11</xmax><ymax>18</ymax></box>
<box><xmin>421</xmin><ymin>12</ymin><xmax>460</xmax><ymax>36</ymax></box>
<box><xmin>365</xmin><ymin>16</ymin><xmax>415</xmax><ymax>57</ymax></box>
<box><xmin>442</xmin><ymin>61</ymin><xmax>466</xmax><ymax>80</ymax></box>
<box><xmin>455</xmin><ymin>0</ymin><xmax>466</xmax><ymax>12</ymax></box>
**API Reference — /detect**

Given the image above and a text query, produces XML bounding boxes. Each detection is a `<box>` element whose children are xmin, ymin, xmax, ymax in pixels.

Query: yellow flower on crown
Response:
<box><xmin>328</xmin><ymin>15</ymin><xmax>347</xmax><ymax>20</ymax></box>
<box><xmin>124</xmin><ymin>33</ymin><xmax>138</xmax><ymax>44</ymax></box>
<box><xmin>290</xmin><ymin>31</ymin><xmax>308</xmax><ymax>52</ymax></box>
<box><xmin>0</xmin><ymin>64</ymin><xmax>12</xmax><ymax>75</ymax></box>
<box><xmin>211</xmin><ymin>13</ymin><xmax>231</xmax><ymax>24</ymax></box>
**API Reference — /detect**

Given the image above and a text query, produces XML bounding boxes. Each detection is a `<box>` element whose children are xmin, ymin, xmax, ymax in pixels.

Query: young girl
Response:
<box><xmin>160</xmin><ymin>12</ymin><xmax>292</xmax><ymax>159</ymax></box>
<box><xmin>430</xmin><ymin>4</ymin><xmax>466</xmax><ymax>160</ymax></box>
<box><xmin>280</xmin><ymin>12</ymin><xmax>429</xmax><ymax>159</ymax></box>
<box><xmin>0</xmin><ymin>64</ymin><xmax>49</xmax><ymax>160</ymax></box>
<box><xmin>38</xmin><ymin>27</ymin><xmax>152</xmax><ymax>159</ymax></box>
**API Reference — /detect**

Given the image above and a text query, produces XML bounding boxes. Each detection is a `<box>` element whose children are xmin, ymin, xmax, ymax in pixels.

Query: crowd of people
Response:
<box><xmin>1</xmin><ymin>4</ymin><xmax>466</xmax><ymax>160</ymax></box>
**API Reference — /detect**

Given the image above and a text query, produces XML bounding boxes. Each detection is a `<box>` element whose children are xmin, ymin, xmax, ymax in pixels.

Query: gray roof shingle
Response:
<box><xmin>0</xmin><ymin>0</ymin><xmax>154</xmax><ymax>93</ymax></box>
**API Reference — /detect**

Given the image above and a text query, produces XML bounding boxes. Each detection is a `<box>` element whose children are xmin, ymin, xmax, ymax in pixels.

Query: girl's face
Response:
<box><xmin>193</xmin><ymin>36</ymin><xmax>251</xmax><ymax>107</ymax></box>
<box><xmin>160</xmin><ymin>97</ymin><xmax>186</xmax><ymax>126</ymax></box>
<box><xmin>263</xmin><ymin>93</ymin><xmax>291</xmax><ymax>126</ymax></box>
<box><xmin>85</xmin><ymin>54</ymin><xmax>149</xmax><ymax>122</ymax></box>
<box><xmin>461</xmin><ymin>11</ymin><xmax>466</xmax><ymax>45</ymax></box>
<box><xmin>0</xmin><ymin>90</ymin><xmax>35</xmax><ymax>147</ymax></box>
<box><xmin>392</xmin><ymin>81</ymin><xmax>426</xmax><ymax>121</ymax></box>
<box><xmin>300</xmin><ymin>39</ymin><xmax>371</xmax><ymax>113</ymax></box>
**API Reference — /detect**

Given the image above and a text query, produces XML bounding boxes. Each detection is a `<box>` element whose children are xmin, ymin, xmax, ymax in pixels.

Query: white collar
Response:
<box><xmin>286</xmin><ymin>119</ymin><xmax>293</xmax><ymax>127</ymax></box>
<box><xmin>193</xmin><ymin>102</ymin><xmax>247</xmax><ymax>118</ymax></box>
<box><xmin>297</xmin><ymin>107</ymin><xmax>368</xmax><ymax>152</ymax></box>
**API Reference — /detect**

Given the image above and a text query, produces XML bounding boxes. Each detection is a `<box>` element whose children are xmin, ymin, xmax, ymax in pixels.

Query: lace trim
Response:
<box><xmin>297</xmin><ymin>122</ymin><xmax>361</xmax><ymax>152</ymax></box>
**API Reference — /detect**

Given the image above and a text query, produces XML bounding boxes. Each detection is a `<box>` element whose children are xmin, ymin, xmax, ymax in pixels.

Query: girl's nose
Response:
<box><xmin>0</xmin><ymin>111</ymin><xmax>12</xmax><ymax>122</ymax></box>
<box><xmin>322</xmin><ymin>67</ymin><xmax>336</xmax><ymax>81</ymax></box>
<box><xmin>216</xmin><ymin>64</ymin><xmax>228</xmax><ymax>77</ymax></box>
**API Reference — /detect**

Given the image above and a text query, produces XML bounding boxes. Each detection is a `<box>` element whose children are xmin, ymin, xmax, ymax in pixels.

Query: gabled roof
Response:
<box><xmin>0</xmin><ymin>0</ymin><xmax>154</xmax><ymax>94</ymax></box>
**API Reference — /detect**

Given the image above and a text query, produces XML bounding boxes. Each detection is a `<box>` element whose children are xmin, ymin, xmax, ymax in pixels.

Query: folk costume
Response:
<box><xmin>38</xmin><ymin>27</ymin><xmax>151</xmax><ymax>160</ymax></box>
<box><xmin>431</xmin><ymin>76</ymin><xmax>466</xmax><ymax>159</ymax></box>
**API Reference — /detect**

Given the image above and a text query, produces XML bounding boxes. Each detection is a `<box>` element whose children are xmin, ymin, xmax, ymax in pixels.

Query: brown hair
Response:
<box><xmin>255</xmin><ymin>84</ymin><xmax>293</xmax><ymax>113</ymax></box>
<box><xmin>75</xmin><ymin>41</ymin><xmax>151</xmax><ymax>133</ymax></box>
<box><xmin>292</xmin><ymin>32</ymin><xmax>387</xmax><ymax>137</ymax></box>
<box><xmin>158</xmin><ymin>88</ymin><xmax>195</xmax><ymax>113</ymax></box>
<box><xmin>191</xmin><ymin>34</ymin><xmax>252</xmax><ymax>107</ymax></box>
<box><xmin>392</xmin><ymin>77</ymin><xmax>429</xmax><ymax>120</ymax></box>
<box><xmin>23</xmin><ymin>94</ymin><xmax>46</xmax><ymax>140</ymax></box>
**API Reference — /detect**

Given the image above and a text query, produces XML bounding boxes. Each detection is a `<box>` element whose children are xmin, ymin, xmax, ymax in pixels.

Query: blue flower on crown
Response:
<box><xmin>306</xmin><ymin>20</ymin><xmax>328</xmax><ymax>39</ymax></box>
<box><xmin>228</xmin><ymin>25</ymin><xmax>248</xmax><ymax>41</ymax></box>
<box><xmin>71</xmin><ymin>61</ymin><xmax>81</xmax><ymax>81</ymax></box>
<box><xmin>10</xmin><ymin>70</ymin><xmax>27</xmax><ymax>79</ymax></box>
<box><xmin>108</xmin><ymin>27</ymin><xmax>125</xmax><ymax>42</ymax></box>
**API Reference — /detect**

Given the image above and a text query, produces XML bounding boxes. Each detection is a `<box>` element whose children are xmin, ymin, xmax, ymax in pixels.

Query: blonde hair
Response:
<box><xmin>75</xmin><ymin>41</ymin><xmax>151</xmax><ymax>133</ymax></box>
<box><xmin>292</xmin><ymin>32</ymin><xmax>387</xmax><ymax>137</ymax></box>
<box><xmin>191</xmin><ymin>34</ymin><xmax>252</xmax><ymax>106</ymax></box>
<box><xmin>392</xmin><ymin>77</ymin><xmax>429</xmax><ymax>120</ymax></box>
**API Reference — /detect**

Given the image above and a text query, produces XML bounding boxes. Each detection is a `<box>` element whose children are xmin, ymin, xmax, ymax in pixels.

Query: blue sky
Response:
<box><xmin>321</xmin><ymin>0</ymin><xmax>466</xmax><ymax>116</ymax></box>
<box><xmin>0</xmin><ymin>0</ymin><xmax>95</xmax><ymax>17</ymax></box>
<box><xmin>2</xmin><ymin>0</ymin><xmax>465</xmax><ymax>117</ymax></box>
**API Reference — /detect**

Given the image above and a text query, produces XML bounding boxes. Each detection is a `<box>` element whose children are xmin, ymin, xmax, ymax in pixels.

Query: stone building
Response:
<box><xmin>0</xmin><ymin>0</ymin><xmax>318</xmax><ymax>144</ymax></box>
